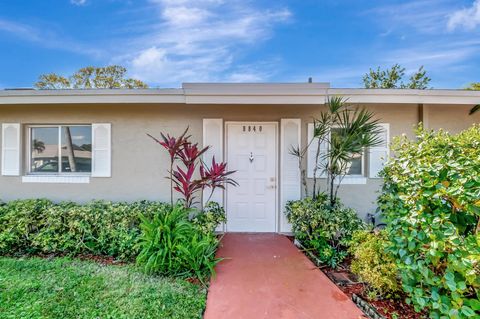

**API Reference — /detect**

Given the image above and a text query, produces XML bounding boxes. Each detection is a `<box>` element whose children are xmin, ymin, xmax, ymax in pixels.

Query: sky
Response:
<box><xmin>0</xmin><ymin>0</ymin><xmax>479</xmax><ymax>89</ymax></box>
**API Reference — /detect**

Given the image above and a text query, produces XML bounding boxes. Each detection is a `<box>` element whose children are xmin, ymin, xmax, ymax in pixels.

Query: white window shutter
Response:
<box><xmin>202</xmin><ymin>119</ymin><xmax>223</xmax><ymax>206</ymax></box>
<box><xmin>307</xmin><ymin>123</ymin><xmax>328</xmax><ymax>178</ymax></box>
<box><xmin>280</xmin><ymin>119</ymin><xmax>301</xmax><ymax>233</ymax></box>
<box><xmin>91</xmin><ymin>123</ymin><xmax>111</xmax><ymax>177</ymax></box>
<box><xmin>1</xmin><ymin>123</ymin><xmax>21</xmax><ymax>176</ymax></box>
<box><xmin>369</xmin><ymin>123</ymin><xmax>390</xmax><ymax>178</ymax></box>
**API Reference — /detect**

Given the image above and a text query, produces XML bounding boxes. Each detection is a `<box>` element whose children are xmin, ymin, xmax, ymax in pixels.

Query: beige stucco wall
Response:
<box><xmin>424</xmin><ymin>104</ymin><xmax>479</xmax><ymax>133</ymax></box>
<box><xmin>0</xmin><ymin>102</ymin><xmax>477</xmax><ymax>223</ymax></box>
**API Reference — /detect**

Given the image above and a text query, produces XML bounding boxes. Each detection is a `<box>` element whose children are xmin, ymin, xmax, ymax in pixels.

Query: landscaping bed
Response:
<box><xmin>295</xmin><ymin>241</ymin><xmax>425</xmax><ymax>319</ymax></box>
<box><xmin>0</xmin><ymin>256</ymin><xmax>207</xmax><ymax>319</ymax></box>
<box><xmin>322</xmin><ymin>263</ymin><xmax>425</xmax><ymax>319</ymax></box>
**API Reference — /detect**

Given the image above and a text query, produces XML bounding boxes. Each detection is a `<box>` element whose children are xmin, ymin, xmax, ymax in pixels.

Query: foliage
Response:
<box><xmin>466</xmin><ymin>83</ymin><xmax>480</xmax><ymax>115</ymax></box>
<box><xmin>192</xmin><ymin>201</ymin><xmax>226</xmax><ymax>235</ymax></box>
<box><xmin>470</xmin><ymin>105</ymin><xmax>480</xmax><ymax>115</ymax></box>
<box><xmin>285</xmin><ymin>195</ymin><xmax>365</xmax><ymax>268</ymax></box>
<box><xmin>148</xmin><ymin>127</ymin><xmax>237</xmax><ymax>207</ymax></box>
<box><xmin>35</xmin><ymin>65</ymin><xmax>148</xmax><ymax>89</ymax></box>
<box><xmin>348</xmin><ymin>230</ymin><xmax>400</xmax><ymax>300</ymax></box>
<box><xmin>136</xmin><ymin>204</ymin><xmax>221</xmax><ymax>284</ymax></box>
<box><xmin>0</xmin><ymin>257</ymin><xmax>206</xmax><ymax>319</ymax></box>
<box><xmin>0</xmin><ymin>199</ymin><xmax>168</xmax><ymax>260</ymax></box>
<box><xmin>291</xmin><ymin>97</ymin><xmax>382</xmax><ymax>206</ymax></box>
<box><xmin>363</xmin><ymin>64</ymin><xmax>431</xmax><ymax>89</ymax></box>
<box><xmin>378</xmin><ymin>125</ymin><xmax>480</xmax><ymax>318</ymax></box>
<box><xmin>466</xmin><ymin>83</ymin><xmax>480</xmax><ymax>90</ymax></box>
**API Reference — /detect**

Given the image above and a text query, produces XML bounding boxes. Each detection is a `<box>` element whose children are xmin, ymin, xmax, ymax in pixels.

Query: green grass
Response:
<box><xmin>0</xmin><ymin>257</ymin><xmax>207</xmax><ymax>319</ymax></box>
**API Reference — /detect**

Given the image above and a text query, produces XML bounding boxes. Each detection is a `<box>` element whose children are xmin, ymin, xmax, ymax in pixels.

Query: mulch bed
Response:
<box><xmin>293</xmin><ymin>240</ymin><xmax>426</xmax><ymax>319</ymax></box>
<box><xmin>322</xmin><ymin>264</ymin><xmax>427</xmax><ymax>319</ymax></box>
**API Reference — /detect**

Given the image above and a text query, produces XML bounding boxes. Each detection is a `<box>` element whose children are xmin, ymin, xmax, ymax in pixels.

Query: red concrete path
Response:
<box><xmin>204</xmin><ymin>233</ymin><xmax>366</xmax><ymax>319</ymax></box>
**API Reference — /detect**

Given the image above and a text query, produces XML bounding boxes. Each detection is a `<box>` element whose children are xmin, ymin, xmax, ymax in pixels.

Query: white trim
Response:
<box><xmin>22</xmin><ymin>175</ymin><xmax>90</xmax><ymax>183</ymax></box>
<box><xmin>225</xmin><ymin>121</ymin><xmax>279</xmax><ymax>233</ymax></box>
<box><xmin>91</xmin><ymin>123</ymin><xmax>111</xmax><ymax>177</ymax></box>
<box><xmin>202</xmin><ymin>119</ymin><xmax>225</xmax><ymax>232</ymax></box>
<box><xmin>26</xmin><ymin>124</ymin><xmax>92</xmax><ymax>175</ymax></box>
<box><xmin>1</xmin><ymin>123</ymin><xmax>21</xmax><ymax>176</ymax></box>
<box><xmin>1</xmin><ymin>84</ymin><xmax>479</xmax><ymax>105</ymax></box>
<box><xmin>369</xmin><ymin>123</ymin><xmax>390</xmax><ymax>178</ymax></box>
<box><xmin>307</xmin><ymin>123</ymin><xmax>329</xmax><ymax>178</ymax></box>
<box><xmin>330</xmin><ymin>126</ymin><xmax>365</xmax><ymax>177</ymax></box>
<box><xmin>307</xmin><ymin>124</ymin><xmax>368</xmax><ymax>179</ymax></box>
<box><xmin>280</xmin><ymin>119</ymin><xmax>301</xmax><ymax>233</ymax></box>
<box><xmin>335</xmin><ymin>176</ymin><xmax>367</xmax><ymax>185</ymax></box>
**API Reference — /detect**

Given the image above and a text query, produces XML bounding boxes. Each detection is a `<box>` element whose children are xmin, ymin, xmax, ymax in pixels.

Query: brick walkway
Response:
<box><xmin>204</xmin><ymin>233</ymin><xmax>366</xmax><ymax>319</ymax></box>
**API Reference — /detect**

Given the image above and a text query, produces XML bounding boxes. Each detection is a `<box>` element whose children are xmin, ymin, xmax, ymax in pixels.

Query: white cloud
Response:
<box><xmin>365</xmin><ymin>0</ymin><xmax>452</xmax><ymax>34</ymax></box>
<box><xmin>448</xmin><ymin>0</ymin><xmax>480</xmax><ymax>31</ymax></box>
<box><xmin>71</xmin><ymin>0</ymin><xmax>87</xmax><ymax>6</ymax></box>
<box><xmin>0</xmin><ymin>18</ymin><xmax>102</xmax><ymax>57</ymax></box>
<box><xmin>115</xmin><ymin>0</ymin><xmax>291</xmax><ymax>86</ymax></box>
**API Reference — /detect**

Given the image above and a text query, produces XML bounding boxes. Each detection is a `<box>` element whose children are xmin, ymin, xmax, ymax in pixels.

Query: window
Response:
<box><xmin>330</xmin><ymin>127</ymin><xmax>364</xmax><ymax>176</ymax></box>
<box><xmin>30</xmin><ymin>125</ymin><xmax>92</xmax><ymax>174</ymax></box>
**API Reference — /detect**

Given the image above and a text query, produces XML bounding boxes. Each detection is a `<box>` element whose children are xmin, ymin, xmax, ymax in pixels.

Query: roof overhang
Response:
<box><xmin>0</xmin><ymin>83</ymin><xmax>479</xmax><ymax>105</ymax></box>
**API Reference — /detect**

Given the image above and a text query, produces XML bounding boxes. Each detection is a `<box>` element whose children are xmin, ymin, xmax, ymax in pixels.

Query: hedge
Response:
<box><xmin>0</xmin><ymin>199</ymin><xmax>169</xmax><ymax>260</ymax></box>
<box><xmin>379</xmin><ymin>125</ymin><xmax>480</xmax><ymax>318</ymax></box>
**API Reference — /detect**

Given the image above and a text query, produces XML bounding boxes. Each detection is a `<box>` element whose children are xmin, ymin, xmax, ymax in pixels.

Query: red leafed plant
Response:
<box><xmin>148</xmin><ymin>127</ymin><xmax>237</xmax><ymax>208</ymax></box>
<box><xmin>201</xmin><ymin>157</ymin><xmax>238</xmax><ymax>204</ymax></box>
<box><xmin>147</xmin><ymin>128</ymin><xmax>190</xmax><ymax>205</ymax></box>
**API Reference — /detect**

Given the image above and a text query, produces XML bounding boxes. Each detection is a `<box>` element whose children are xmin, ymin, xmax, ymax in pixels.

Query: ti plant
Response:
<box><xmin>148</xmin><ymin>128</ymin><xmax>237</xmax><ymax>208</ymax></box>
<box><xmin>147</xmin><ymin>128</ymin><xmax>190</xmax><ymax>205</ymax></box>
<box><xmin>291</xmin><ymin>97</ymin><xmax>382</xmax><ymax>206</ymax></box>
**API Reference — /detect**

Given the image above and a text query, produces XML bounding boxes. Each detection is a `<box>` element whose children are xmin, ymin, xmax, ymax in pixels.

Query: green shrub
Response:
<box><xmin>192</xmin><ymin>201</ymin><xmax>226</xmax><ymax>235</ymax></box>
<box><xmin>0</xmin><ymin>199</ymin><xmax>168</xmax><ymax>260</ymax></box>
<box><xmin>285</xmin><ymin>194</ymin><xmax>365</xmax><ymax>268</ymax></box>
<box><xmin>136</xmin><ymin>204</ymin><xmax>221</xmax><ymax>283</ymax></box>
<box><xmin>379</xmin><ymin>126</ymin><xmax>480</xmax><ymax>318</ymax></box>
<box><xmin>349</xmin><ymin>230</ymin><xmax>400</xmax><ymax>300</ymax></box>
<box><xmin>0</xmin><ymin>199</ymin><xmax>52</xmax><ymax>254</ymax></box>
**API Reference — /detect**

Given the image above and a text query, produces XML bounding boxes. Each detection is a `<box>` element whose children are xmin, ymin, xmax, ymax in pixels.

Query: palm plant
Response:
<box><xmin>466</xmin><ymin>83</ymin><xmax>479</xmax><ymax>115</ymax></box>
<box><xmin>291</xmin><ymin>97</ymin><xmax>382</xmax><ymax>206</ymax></box>
<box><xmin>470</xmin><ymin>105</ymin><xmax>479</xmax><ymax>115</ymax></box>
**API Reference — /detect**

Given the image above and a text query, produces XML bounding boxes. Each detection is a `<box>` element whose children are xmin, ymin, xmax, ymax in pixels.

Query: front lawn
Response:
<box><xmin>0</xmin><ymin>257</ymin><xmax>207</xmax><ymax>319</ymax></box>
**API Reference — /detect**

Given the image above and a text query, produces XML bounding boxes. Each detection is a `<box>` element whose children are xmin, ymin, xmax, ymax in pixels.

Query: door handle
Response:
<box><xmin>267</xmin><ymin>185</ymin><xmax>277</xmax><ymax>189</ymax></box>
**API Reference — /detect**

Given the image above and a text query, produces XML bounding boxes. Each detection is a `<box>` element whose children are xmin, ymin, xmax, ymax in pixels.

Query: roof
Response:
<box><xmin>0</xmin><ymin>83</ymin><xmax>479</xmax><ymax>105</ymax></box>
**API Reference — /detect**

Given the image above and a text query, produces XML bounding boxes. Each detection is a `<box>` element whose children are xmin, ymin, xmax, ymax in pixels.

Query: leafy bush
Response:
<box><xmin>192</xmin><ymin>201</ymin><xmax>226</xmax><ymax>235</ymax></box>
<box><xmin>0</xmin><ymin>199</ymin><xmax>168</xmax><ymax>260</ymax></box>
<box><xmin>379</xmin><ymin>126</ymin><xmax>480</xmax><ymax>318</ymax></box>
<box><xmin>285</xmin><ymin>194</ymin><xmax>365</xmax><ymax>268</ymax></box>
<box><xmin>348</xmin><ymin>230</ymin><xmax>400</xmax><ymax>300</ymax></box>
<box><xmin>136</xmin><ymin>204</ymin><xmax>221</xmax><ymax>283</ymax></box>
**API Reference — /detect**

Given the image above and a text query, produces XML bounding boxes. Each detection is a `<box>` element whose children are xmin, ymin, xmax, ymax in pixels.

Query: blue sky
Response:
<box><xmin>0</xmin><ymin>0</ymin><xmax>479</xmax><ymax>89</ymax></box>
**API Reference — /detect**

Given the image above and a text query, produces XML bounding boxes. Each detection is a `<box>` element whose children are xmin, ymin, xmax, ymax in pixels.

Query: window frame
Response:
<box><xmin>27</xmin><ymin>124</ymin><xmax>92</xmax><ymax>176</ymax></box>
<box><xmin>329</xmin><ymin>126</ymin><xmax>365</xmax><ymax>177</ymax></box>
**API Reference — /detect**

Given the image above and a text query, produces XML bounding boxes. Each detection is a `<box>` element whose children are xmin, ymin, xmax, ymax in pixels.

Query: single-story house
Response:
<box><xmin>1</xmin><ymin>83</ymin><xmax>479</xmax><ymax>233</ymax></box>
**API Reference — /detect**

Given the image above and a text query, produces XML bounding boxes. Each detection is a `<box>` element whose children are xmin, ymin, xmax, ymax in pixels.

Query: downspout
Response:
<box><xmin>418</xmin><ymin>103</ymin><xmax>429</xmax><ymax>130</ymax></box>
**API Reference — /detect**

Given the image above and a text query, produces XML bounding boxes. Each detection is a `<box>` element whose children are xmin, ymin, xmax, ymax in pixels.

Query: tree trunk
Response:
<box><xmin>329</xmin><ymin>173</ymin><xmax>335</xmax><ymax>207</ymax></box>
<box><xmin>312</xmin><ymin>138</ymin><xmax>322</xmax><ymax>200</ymax></box>
<box><xmin>64</xmin><ymin>127</ymin><xmax>77</xmax><ymax>172</ymax></box>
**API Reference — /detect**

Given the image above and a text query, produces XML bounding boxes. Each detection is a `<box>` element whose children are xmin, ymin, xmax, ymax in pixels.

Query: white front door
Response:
<box><xmin>226</xmin><ymin>123</ymin><xmax>277</xmax><ymax>232</ymax></box>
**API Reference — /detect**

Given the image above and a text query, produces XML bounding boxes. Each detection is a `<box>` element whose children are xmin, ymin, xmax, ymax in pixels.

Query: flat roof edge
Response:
<box><xmin>0</xmin><ymin>83</ymin><xmax>479</xmax><ymax>105</ymax></box>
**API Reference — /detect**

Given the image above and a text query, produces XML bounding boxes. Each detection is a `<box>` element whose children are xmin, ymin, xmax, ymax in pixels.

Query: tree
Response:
<box><xmin>466</xmin><ymin>83</ymin><xmax>480</xmax><ymax>115</ymax></box>
<box><xmin>466</xmin><ymin>82</ymin><xmax>480</xmax><ymax>90</ymax></box>
<box><xmin>291</xmin><ymin>97</ymin><xmax>382</xmax><ymax>206</ymax></box>
<box><xmin>363</xmin><ymin>64</ymin><xmax>431</xmax><ymax>89</ymax></box>
<box><xmin>35</xmin><ymin>65</ymin><xmax>148</xmax><ymax>89</ymax></box>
